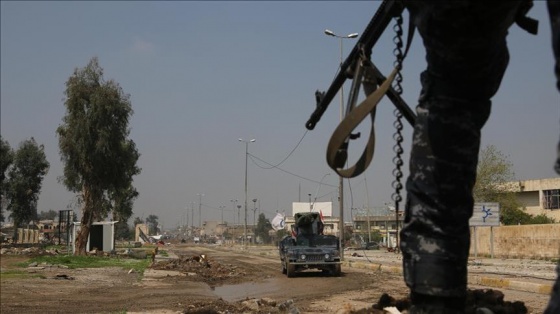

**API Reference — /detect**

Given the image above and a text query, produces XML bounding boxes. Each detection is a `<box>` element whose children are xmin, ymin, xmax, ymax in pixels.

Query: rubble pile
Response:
<box><xmin>152</xmin><ymin>254</ymin><xmax>245</xmax><ymax>284</ymax></box>
<box><xmin>0</xmin><ymin>247</ymin><xmax>61</xmax><ymax>256</ymax></box>
<box><xmin>357</xmin><ymin>289</ymin><xmax>529</xmax><ymax>314</ymax></box>
<box><xmin>182</xmin><ymin>298</ymin><xmax>298</xmax><ymax>314</ymax></box>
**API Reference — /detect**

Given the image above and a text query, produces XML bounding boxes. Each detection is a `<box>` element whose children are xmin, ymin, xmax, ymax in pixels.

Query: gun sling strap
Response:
<box><xmin>326</xmin><ymin>16</ymin><xmax>415</xmax><ymax>178</ymax></box>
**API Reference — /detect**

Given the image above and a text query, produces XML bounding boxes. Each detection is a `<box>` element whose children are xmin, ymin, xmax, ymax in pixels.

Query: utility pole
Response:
<box><xmin>365</xmin><ymin>176</ymin><xmax>372</xmax><ymax>242</ymax></box>
<box><xmin>219</xmin><ymin>206</ymin><xmax>225</xmax><ymax>224</ymax></box>
<box><xmin>186</xmin><ymin>205</ymin><xmax>189</xmax><ymax>236</ymax></box>
<box><xmin>230</xmin><ymin>199</ymin><xmax>238</xmax><ymax>226</ymax></box>
<box><xmin>239</xmin><ymin>138</ymin><xmax>255</xmax><ymax>248</ymax></box>
<box><xmin>191</xmin><ymin>202</ymin><xmax>194</xmax><ymax>234</ymax></box>
<box><xmin>197</xmin><ymin>193</ymin><xmax>204</xmax><ymax>229</ymax></box>
<box><xmin>324</xmin><ymin>29</ymin><xmax>358</xmax><ymax>260</ymax></box>
<box><xmin>252</xmin><ymin>198</ymin><xmax>258</xmax><ymax>226</ymax></box>
<box><xmin>252</xmin><ymin>198</ymin><xmax>257</xmax><ymax>244</ymax></box>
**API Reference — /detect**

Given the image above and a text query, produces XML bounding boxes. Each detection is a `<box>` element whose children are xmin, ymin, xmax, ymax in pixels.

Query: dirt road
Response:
<box><xmin>0</xmin><ymin>243</ymin><xmax>554</xmax><ymax>313</ymax></box>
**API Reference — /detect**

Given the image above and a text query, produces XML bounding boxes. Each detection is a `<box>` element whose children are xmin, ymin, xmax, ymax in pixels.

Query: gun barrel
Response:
<box><xmin>306</xmin><ymin>0</ymin><xmax>404</xmax><ymax>130</ymax></box>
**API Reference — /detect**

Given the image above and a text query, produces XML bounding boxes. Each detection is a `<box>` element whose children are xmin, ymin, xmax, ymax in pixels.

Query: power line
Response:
<box><xmin>248</xmin><ymin>153</ymin><xmax>337</xmax><ymax>188</ymax></box>
<box><xmin>250</xmin><ymin>130</ymin><xmax>308</xmax><ymax>170</ymax></box>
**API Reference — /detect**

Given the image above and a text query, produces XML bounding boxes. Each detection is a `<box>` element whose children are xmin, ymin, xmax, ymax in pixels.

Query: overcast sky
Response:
<box><xmin>2</xmin><ymin>1</ymin><xmax>559</xmax><ymax>230</ymax></box>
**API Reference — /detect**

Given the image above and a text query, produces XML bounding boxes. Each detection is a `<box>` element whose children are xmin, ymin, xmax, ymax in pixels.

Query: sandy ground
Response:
<box><xmin>0</xmin><ymin>243</ymin><xmax>555</xmax><ymax>313</ymax></box>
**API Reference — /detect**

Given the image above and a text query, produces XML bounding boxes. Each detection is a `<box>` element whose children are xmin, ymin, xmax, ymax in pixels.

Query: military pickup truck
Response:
<box><xmin>278</xmin><ymin>212</ymin><xmax>341</xmax><ymax>277</ymax></box>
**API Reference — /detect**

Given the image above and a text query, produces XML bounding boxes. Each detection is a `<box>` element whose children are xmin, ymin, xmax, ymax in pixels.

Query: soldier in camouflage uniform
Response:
<box><xmin>547</xmin><ymin>1</ymin><xmax>560</xmax><ymax>313</ymax></box>
<box><xmin>399</xmin><ymin>1</ymin><xmax>560</xmax><ymax>313</ymax></box>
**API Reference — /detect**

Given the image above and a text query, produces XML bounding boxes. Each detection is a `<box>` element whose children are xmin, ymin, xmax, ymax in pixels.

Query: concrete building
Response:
<box><xmin>352</xmin><ymin>206</ymin><xmax>404</xmax><ymax>248</ymax></box>
<box><xmin>510</xmin><ymin>177</ymin><xmax>560</xmax><ymax>221</ymax></box>
<box><xmin>351</xmin><ymin>177</ymin><xmax>560</xmax><ymax>248</ymax></box>
<box><xmin>72</xmin><ymin>221</ymin><xmax>118</xmax><ymax>253</ymax></box>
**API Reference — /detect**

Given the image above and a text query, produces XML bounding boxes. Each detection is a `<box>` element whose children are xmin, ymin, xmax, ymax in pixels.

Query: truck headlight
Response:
<box><xmin>325</xmin><ymin>254</ymin><xmax>330</xmax><ymax>259</ymax></box>
<box><xmin>300</xmin><ymin>254</ymin><xmax>306</xmax><ymax>260</ymax></box>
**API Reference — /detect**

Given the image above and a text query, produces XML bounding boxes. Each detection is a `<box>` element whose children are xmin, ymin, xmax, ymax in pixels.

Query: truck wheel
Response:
<box><xmin>286</xmin><ymin>262</ymin><xmax>296</xmax><ymax>278</ymax></box>
<box><xmin>281</xmin><ymin>262</ymin><xmax>287</xmax><ymax>274</ymax></box>
<box><xmin>332</xmin><ymin>264</ymin><xmax>341</xmax><ymax>277</ymax></box>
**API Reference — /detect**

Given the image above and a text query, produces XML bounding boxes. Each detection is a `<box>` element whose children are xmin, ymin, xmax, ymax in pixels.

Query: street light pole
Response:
<box><xmin>364</xmin><ymin>176</ymin><xmax>372</xmax><ymax>242</ymax></box>
<box><xmin>219</xmin><ymin>206</ymin><xmax>225</xmax><ymax>224</ymax></box>
<box><xmin>324</xmin><ymin>29</ymin><xmax>358</xmax><ymax>259</ymax></box>
<box><xmin>252</xmin><ymin>198</ymin><xmax>257</xmax><ymax>227</ymax></box>
<box><xmin>237</xmin><ymin>205</ymin><xmax>241</xmax><ymax>227</ymax></box>
<box><xmin>185</xmin><ymin>205</ymin><xmax>189</xmax><ymax>235</ymax></box>
<box><xmin>252</xmin><ymin>198</ymin><xmax>257</xmax><ymax>244</ymax></box>
<box><xmin>197</xmin><ymin>193</ymin><xmax>204</xmax><ymax>231</ymax></box>
<box><xmin>230</xmin><ymin>199</ymin><xmax>238</xmax><ymax>226</ymax></box>
<box><xmin>191</xmin><ymin>201</ymin><xmax>194</xmax><ymax>235</ymax></box>
<box><xmin>239</xmin><ymin>138</ymin><xmax>255</xmax><ymax>248</ymax></box>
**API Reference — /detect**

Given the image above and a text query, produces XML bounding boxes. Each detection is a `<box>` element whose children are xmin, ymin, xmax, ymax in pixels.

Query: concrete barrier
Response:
<box><xmin>470</xmin><ymin>224</ymin><xmax>560</xmax><ymax>259</ymax></box>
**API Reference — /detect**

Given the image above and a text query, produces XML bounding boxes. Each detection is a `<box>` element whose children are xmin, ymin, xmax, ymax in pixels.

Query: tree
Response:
<box><xmin>474</xmin><ymin>145</ymin><xmax>516</xmax><ymax>201</ymax></box>
<box><xmin>474</xmin><ymin>145</ymin><xmax>525</xmax><ymax>225</ymax></box>
<box><xmin>57</xmin><ymin>57</ymin><xmax>140</xmax><ymax>255</ymax></box>
<box><xmin>254</xmin><ymin>213</ymin><xmax>272</xmax><ymax>244</ymax></box>
<box><xmin>38</xmin><ymin>209</ymin><xmax>58</xmax><ymax>220</ymax></box>
<box><xmin>133</xmin><ymin>216</ymin><xmax>144</xmax><ymax>226</ymax></box>
<box><xmin>6</xmin><ymin>138</ymin><xmax>49</xmax><ymax>238</ymax></box>
<box><xmin>145</xmin><ymin>214</ymin><xmax>159</xmax><ymax>235</ymax></box>
<box><xmin>0</xmin><ymin>136</ymin><xmax>14</xmax><ymax>223</ymax></box>
<box><xmin>114</xmin><ymin>220</ymin><xmax>131</xmax><ymax>240</ymax></box>
<box><xmin>474</xmin><ymin>145</ymin><xmax>555</xmax><ymax>225</ymax></box>
<box><xmin>111</xmin><ymin>184</ymin><xmax>138</xmax><ymax>241</ymax></box>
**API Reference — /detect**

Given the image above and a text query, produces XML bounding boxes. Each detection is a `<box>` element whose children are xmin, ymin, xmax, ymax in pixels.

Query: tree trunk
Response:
<box><xmin>74</xmin><ymin>185</ymin><xmax>96</xmax><ymax>255</ymax></box>
<box><xmin>12</xmin><ymin>219</ymin><xmax>19</xmax><ymax>244</ymax></box>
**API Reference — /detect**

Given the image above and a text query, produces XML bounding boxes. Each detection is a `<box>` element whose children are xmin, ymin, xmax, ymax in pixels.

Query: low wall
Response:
<box><xmin>470</xmin><ymin>224</ymin><xmax>560</xmax><ymax>259</ymax></box>
<box><xmin>16</xmin><ymin>228</ymin><xmax>40</xmax><ymax>244</ymax></box>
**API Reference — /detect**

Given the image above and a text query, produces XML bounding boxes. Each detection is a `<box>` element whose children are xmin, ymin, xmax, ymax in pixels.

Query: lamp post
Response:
<box><xmin>219</xmin><ymin>206</ymin><xmax>225</xmax><ymax>224</ymax></box>
<box><xmin>184</xmin><ymin>206</ymin><xmax>189</xmax><ymax>234</ymax></box>
<box><xmin>197</xmin><ymin>193</ymin><xmax>204</xmax><ymax>232</ymax></box>
<box><xmin>230</xmin><ymin>199</ymin><xmax>238</xmax><ymax>225</ymax></box>
<box><xmin>191</xmin><ymin>201</ymin><xmax>195</xmax><ymax>234</ymax></box>
<box><xmin>364</xmin><ymin>176</ymin><xmax>372</xmax><ymax>242</ymax></box>
<box><xmin>252</xmin><ymin>198</ymin><xmax>257</xmax><ymax>226</ymax></box>
<box><xmin>239</xmin><ymin>138</ymin><xmax>256</xmax><ymax>248</ymax></box>
<box><xmin>237</xmin><ymin>205</ymin><xmax>241</xmax><ymax>227</ymax></box>
<box><xmin>252</xmin><ymin>198</ymin><xmax>257</xmax><ymax>244</ymax></box>
<box><xmin>324</xmin><ymin>29</ymin><xmax>358</xmax><ymax>258</ymax></box>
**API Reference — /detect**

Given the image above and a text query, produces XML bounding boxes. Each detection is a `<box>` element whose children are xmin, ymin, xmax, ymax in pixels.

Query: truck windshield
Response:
<box><xmin>314</xmin><ymin>236</ymin><xmax>337</xmax><ymax>247</ymax></box>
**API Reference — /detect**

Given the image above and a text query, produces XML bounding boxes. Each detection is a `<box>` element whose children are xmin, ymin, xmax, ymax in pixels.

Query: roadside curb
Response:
<box><xmin>343</xmin><ymin>259</ymin><xmax>553</xmax><ymax>295</ymax></box>
<box><xmin>468</xmin><ymin>275</ymin><xmax>553</xmax><ymax>295</ymax></box>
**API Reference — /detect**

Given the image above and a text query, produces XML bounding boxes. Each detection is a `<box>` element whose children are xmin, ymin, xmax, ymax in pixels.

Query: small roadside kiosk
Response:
<box><xmin>72</xmin><ymin>221</ymin><xmax>118</xmax><ymax>254</ymax></box>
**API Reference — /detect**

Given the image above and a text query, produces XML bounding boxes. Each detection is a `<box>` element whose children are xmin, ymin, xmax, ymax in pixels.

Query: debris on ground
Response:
<box><xmin>1</xmin><ymin>247</ymin><xmax>61</xmax><ymax>256</ymax></box>
<box><xmin>151</xmin><ymin>254</ymin><xmax>246</xmax><ymax>285</ymax></box>
<box><xmin>346</xmin><ymin>289</ymin><xmax>529</xmax><ymax>314</ymax></box>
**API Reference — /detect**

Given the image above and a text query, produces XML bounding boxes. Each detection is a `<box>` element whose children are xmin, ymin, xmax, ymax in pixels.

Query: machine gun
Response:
<box><xmin>305</xmin><ymin>0</ymin><xmax>416</xmax><ymax>178</ymax></box>
<box><xmin>306</xmin><ymin>0</ymin><xmax>538</xmax><ymax>179</ymax></box>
